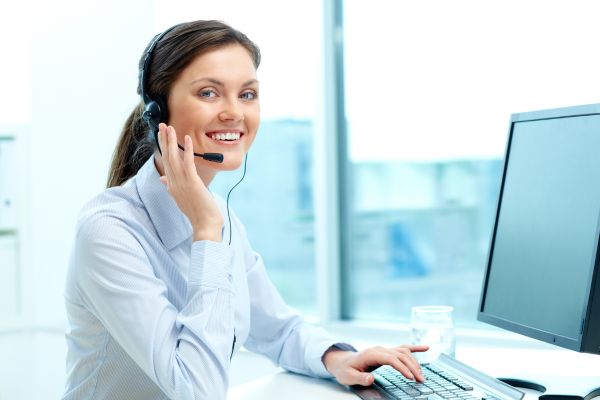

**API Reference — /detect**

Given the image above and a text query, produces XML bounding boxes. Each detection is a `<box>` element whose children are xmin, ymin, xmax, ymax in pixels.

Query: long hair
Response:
<box><xmin>106</xmin><ymin>20</ymin><xmax>261</xmax><ymax>188</ymax></box>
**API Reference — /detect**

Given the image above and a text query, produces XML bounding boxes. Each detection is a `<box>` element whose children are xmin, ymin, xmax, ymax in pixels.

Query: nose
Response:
<box><xmin>219</xmin><ymin>98</ymin><xmax>244</xmax><ymax>123</ymax></box>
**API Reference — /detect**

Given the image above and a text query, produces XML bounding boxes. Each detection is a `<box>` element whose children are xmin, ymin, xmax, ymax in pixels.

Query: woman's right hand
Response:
<box><xmin>157</xmin><ymin>123</ymin><xmax>224</xmax><ymax>242</ymax></box>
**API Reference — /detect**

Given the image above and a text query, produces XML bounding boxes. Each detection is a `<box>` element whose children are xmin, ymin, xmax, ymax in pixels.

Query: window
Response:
<box><xmin>341</xmin><ymin>0</ymin><xmax>600</xmax><ymax>324</ymax></box>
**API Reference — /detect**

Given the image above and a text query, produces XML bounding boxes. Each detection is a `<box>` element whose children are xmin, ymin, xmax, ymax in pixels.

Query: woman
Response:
<box><xmin>63</xmin><ymin>20</ymin><xmax>427</xmax><ymax>399</ymax></box>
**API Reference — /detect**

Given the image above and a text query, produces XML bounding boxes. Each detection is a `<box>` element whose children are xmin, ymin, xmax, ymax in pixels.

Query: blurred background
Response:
<box><xmin>1</xmin><ymin>0</ymin><xmax>600</xmax><ymax>398</ymax></box>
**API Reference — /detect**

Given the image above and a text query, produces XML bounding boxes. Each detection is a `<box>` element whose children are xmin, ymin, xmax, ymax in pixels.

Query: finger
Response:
<box><xmin>388</xmin><ymin>356</ymin><xmax>416</xmax><ymax>381</ymax></box>
<box><xmin>157</xmin><ymin>123</ymin><xmax>168</xmax><ymax>158</ymax></box>
<box><xmin>358</xmin><ymin>350</ymin><xmax>414</xmax><ymax>380</ymax></box>
<box><xmin>171</xmin><ymin>126</ymin><xmax>187</xmax><ymax>189</ymax></box>
<box><xmin>167</xmin><ymin>125</ymin><xmax>181</xmax><ymax>163</ymax></box>
<box><xmin>396</xmin><ymin>347</ymin><xmax>422</xmax><ymax>369</ymax></box>
<box><xmin>159</xmin><ymin>176</ymin><xmax>168</xmax><ymax>186</ymax></box>
<box><xmin>159</xmin><ymin>125</ymin><xmax>175</xmax><ymax>185</ymax></box>
<box><xmin>366</xmin><ymin>349</ymin><xmax>417</xmax><ymax>382</ymax></box>
<box><xmin>395</xmin><ymin>351</ymin><xmax>425</xmax><ymax>382</ymax></box>
<box><xmin>158</xmin><ymin>124</ymin><xmax>171</xmax><ymax>176</ymax></box>
<box><xmin>375</xmin><ymin>346</ymin><xmax>421</xmax><ymax>378</ymax></box>
<box><xmin>397</xmin><ymin>344</ymin><xmax>430</xmax><ymax>353</ymax></box>
<box><xmin>165</xmin><ymin>126</ymin><xmax>183</xmax><ymax>184</ymax></box>
<box><xmin>339</xmin><ymin>368</ymin><xmax>375</xmax><ymax>387</ymax></box>
<box><xmin>182</xmin><ymin>135</ymin><xmax>195</xmax><ymax>175</ymax></box>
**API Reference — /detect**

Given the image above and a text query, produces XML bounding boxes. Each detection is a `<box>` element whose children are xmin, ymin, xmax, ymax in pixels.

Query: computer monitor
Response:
<box><xmin>477</xmin><ymin>104</ymin><xmax>600</xmax><ymax>391</ymax></box>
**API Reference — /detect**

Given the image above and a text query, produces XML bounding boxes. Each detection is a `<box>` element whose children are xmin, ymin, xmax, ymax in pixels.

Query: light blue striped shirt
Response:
<box><xmin>63</xmin><ymin>155</ymin><xmax>341</xmax><ymax>399</ymax></box>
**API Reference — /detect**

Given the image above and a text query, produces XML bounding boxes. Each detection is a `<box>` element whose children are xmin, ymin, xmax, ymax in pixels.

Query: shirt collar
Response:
<box><xmin>135</xmin><ymin>155</ymin><xmax>193</xmax><ymax>250</ymax></box>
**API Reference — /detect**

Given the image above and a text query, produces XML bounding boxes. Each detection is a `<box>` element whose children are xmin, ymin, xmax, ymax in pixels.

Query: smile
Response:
<box><xmin>206</xmin><ymin>132</ymin><xmax>243</xmax><ymax>142</ymax></box>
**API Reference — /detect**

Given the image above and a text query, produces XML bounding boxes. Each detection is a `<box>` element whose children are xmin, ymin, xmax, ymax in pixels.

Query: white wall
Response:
<box><xmin>28</xmin><ymin>0</ymin><xmax>152</xmax><ymax>327</ymax></box>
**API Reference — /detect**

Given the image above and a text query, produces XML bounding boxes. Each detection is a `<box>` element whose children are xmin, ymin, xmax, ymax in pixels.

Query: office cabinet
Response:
<box><xmin>0</xmin><ymin>138</ymin><xmax>17</xmax><ymax>231</ymax></box>
<box><xmin>0</xmin><ymin>135</ymin><xmax>20</xmax><ymax>328</ymax></box>
<box><xmin>0</xmin><ymin>235</ymin><xmax>19</xmax><ymax>326</ymax></box>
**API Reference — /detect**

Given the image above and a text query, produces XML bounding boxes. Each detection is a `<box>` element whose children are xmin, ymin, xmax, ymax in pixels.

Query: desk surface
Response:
<box><xmin>228</xmin><ymin>372</ymin><xmax>355</xmax><ymax>400</ymax></box>
<box><xmin>228</xmin><ymin>371</ymin><xmax>599</xmax><ymax>400</ymax></box>
<box><xmin>228</xmin><ymin>341</ymin><xmax>600</xmax><ymax>400</ymax></box>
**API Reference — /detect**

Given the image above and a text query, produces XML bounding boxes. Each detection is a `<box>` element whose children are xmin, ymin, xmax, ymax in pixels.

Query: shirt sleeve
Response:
<box><xmin>73</xmin><ymin>214</ymin><xmax>234</xmax><ymax>400</ymax></box>
<box><xmin>242</xmin><ymin>249</ymin><xmax>348</xmax><ymax>378</ymax></box>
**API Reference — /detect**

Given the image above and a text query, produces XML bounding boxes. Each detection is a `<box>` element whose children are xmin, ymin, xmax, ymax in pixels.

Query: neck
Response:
<box><xmin>153</xmin><ymin>151</ymin><xmax>217</xmax><ymax>186</ymax></box>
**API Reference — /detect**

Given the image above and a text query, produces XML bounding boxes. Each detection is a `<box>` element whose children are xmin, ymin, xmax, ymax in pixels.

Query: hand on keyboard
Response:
<box><xmin>351</xmin><ymin>354</ymin><xmax>524</xmax><ymax>400</ymax></box>
<box><xmin>323</xmin><ymin>344</ymin><xmax>429</xmax><ymax>387</ymax></box>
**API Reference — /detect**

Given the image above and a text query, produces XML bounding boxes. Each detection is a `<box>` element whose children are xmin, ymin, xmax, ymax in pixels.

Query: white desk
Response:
<box><xmin>228</xmin><ymin>370</ymin><xmax>599</xmax><ymax>400</ymax></box>
<box><xmin>228</xmin><ymin>331</ymin><xmax>600</xmax><ymax>400</ymax></box>
<box><xmin>228</xmin><ymin>372</ymin><xmax>356</xmax><ymax>399</ymax></box>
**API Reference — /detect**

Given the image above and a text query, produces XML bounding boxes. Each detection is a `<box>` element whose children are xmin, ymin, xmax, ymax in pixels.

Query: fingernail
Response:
<box><xmin>365</xmin><ymin>374</ymin><xmax>371</xmax><ymax>385</ymax></box>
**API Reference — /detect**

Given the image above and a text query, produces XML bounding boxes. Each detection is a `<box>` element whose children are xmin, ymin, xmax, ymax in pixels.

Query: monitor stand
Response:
<box><xmin>498</xmin><ymin>377</ymin><xmax>600</xmax><ymax>400</ymax></box>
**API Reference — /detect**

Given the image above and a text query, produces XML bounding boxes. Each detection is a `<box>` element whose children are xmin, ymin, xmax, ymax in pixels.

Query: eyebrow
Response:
<box><xmin>189</xmin><ymin>78</ymin><xmax>259</xmax><ymax>88</ymax></box>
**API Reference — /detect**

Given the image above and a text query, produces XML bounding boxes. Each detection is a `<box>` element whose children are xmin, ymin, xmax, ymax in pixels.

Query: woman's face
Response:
<box><xmin>166</xmin><ymin>43</ymin><xmax>260</xmax><ymax>173</ymax></box>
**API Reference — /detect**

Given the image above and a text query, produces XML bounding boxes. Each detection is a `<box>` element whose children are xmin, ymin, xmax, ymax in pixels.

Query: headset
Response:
<box><xmin>139</xmin><ymin>25</ymin><xmax>224</xmax><ymax>163</ymax></box>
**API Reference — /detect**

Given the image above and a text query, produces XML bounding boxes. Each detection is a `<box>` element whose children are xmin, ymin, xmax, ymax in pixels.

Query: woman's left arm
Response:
<box><xmin>226</xmin><ymin>206</ymin><xmax>428</xmax><ymax>385</ymax></box>
<box><xmin>243</xmin><ymin>250</ymin><xmax>337</xmax><ymax>378</ymax></box>
<box><xmin>242</xmin><ymin>249</ymin><xmax>427</xmax><ymax>385</ymax></box>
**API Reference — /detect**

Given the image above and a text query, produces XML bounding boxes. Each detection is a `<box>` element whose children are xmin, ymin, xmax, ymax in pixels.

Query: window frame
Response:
<box><xmin>314</xmin><ymin>0</ymin><xmax>347</xmax><ymax>322</ymax></box>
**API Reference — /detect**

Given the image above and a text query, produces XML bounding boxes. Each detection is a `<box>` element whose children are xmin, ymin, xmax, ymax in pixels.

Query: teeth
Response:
<box><xmin>210</xmin><ymin>132</ymin><xmax>241</xmax><ymax>141</ymax></box>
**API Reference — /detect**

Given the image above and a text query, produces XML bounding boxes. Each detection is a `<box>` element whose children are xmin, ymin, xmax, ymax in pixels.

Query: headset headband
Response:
<box><xmin>140</xmin><ymin>25</ymin><xmax>179</xmax><ymax>104</ymax></box>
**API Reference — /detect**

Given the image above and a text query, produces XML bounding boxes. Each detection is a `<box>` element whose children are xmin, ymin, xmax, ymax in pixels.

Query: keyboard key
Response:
<box><xmin>401</xmin><ymin>387</ymin><xmax>422</xmax><ymax>397</ymax></box>
<box><xmin>455</xmin><ymin>383</ymin><xmax>474</xmax><ymax>391</ymax></box>
<box><xmin>410</xmin><ymin>384</ymin><xmax>434</xmax><ymax>395</ymax></box>
<box><xmin>373</xmin><ymin>373</ymin><xmax>395</xmax><ymax>389</ymax></box>
<box><xmin>442</xmin><ymin>385</ymin><xmax>459</xmax><ymax>391</ymax></box>
<box><xmin>483</xmin><ymin>394</ymin><xmax>501</xmax><ymax>400</ymax></box>
<box><xmin>428</xmin><ymin>395</ymin><xmax>446</xmax><ymax>400</ymax></box>
<box><xmin>387</xmin><ymin>393</ymin><xmax>408</xmax><ymax>400</ymax></box>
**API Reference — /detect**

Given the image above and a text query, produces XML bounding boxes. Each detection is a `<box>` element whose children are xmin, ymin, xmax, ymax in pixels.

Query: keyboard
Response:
<box><xmin>350</xmin><ymin>354</ymin><xmax>524</xmax><ymax>400</ymax></box>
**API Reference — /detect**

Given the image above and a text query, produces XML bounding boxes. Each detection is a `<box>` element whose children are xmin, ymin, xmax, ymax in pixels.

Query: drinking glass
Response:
<box><xmin>410</xmin><ymin>305</ymin><xmax>456</xmax><ymax>363</ymax></box>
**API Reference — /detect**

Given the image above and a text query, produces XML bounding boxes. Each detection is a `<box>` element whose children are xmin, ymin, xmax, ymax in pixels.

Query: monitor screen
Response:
<box><xmin>478</xmin><ymin>104</ymin><xmax>600</xmax><ymax>353</ymax></box>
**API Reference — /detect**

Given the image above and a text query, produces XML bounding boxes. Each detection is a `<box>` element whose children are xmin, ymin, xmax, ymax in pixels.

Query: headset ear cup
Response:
<box><xmin>142</xmin><ymin>100</ymin><xmax>163</xmax><ymax>150</ymax></box>
<box><xmin>155</xmin><ymin>95</ymin><xmax>169</xmax><ymax>125</ymax></box>
<box><xmin>142</xmin><ymin>96</ymin><xmax>168</xmax><ymax>151</ymax></box>
<box><xmin>142</xmin><ymin>101</ymin><xmax>162</xmax><ymax>132</ymax></box>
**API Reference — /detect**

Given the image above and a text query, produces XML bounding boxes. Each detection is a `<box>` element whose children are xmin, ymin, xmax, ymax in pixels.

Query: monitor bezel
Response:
<box><xmin>477</xmin><ymin>103</ymin><xmax>600</xmax><ymax>352</ymax></box>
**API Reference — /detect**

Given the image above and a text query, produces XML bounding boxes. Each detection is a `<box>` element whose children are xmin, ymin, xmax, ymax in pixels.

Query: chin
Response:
<box><xmin>209</xmin><ymin>154</ymin><xmax>246</xmax><ymax>171</ymax></box>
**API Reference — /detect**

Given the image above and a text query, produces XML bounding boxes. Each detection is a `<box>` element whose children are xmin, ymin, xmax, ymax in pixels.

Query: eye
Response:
<box><xmin>240</xmin><ymin>90</ymin><xmax>258</xmax><ymax>101</ymax></box>
<box><xmin>198</xmin><ymin>88</ymin><xmax>217</xmax><ymax>98</ymax></box>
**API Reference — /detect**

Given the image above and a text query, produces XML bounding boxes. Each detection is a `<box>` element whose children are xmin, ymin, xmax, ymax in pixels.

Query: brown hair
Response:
<box><xmin>106</xmin><ymin>20</ymin><xmax>261</xmax><ymax>187</ymax></box>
